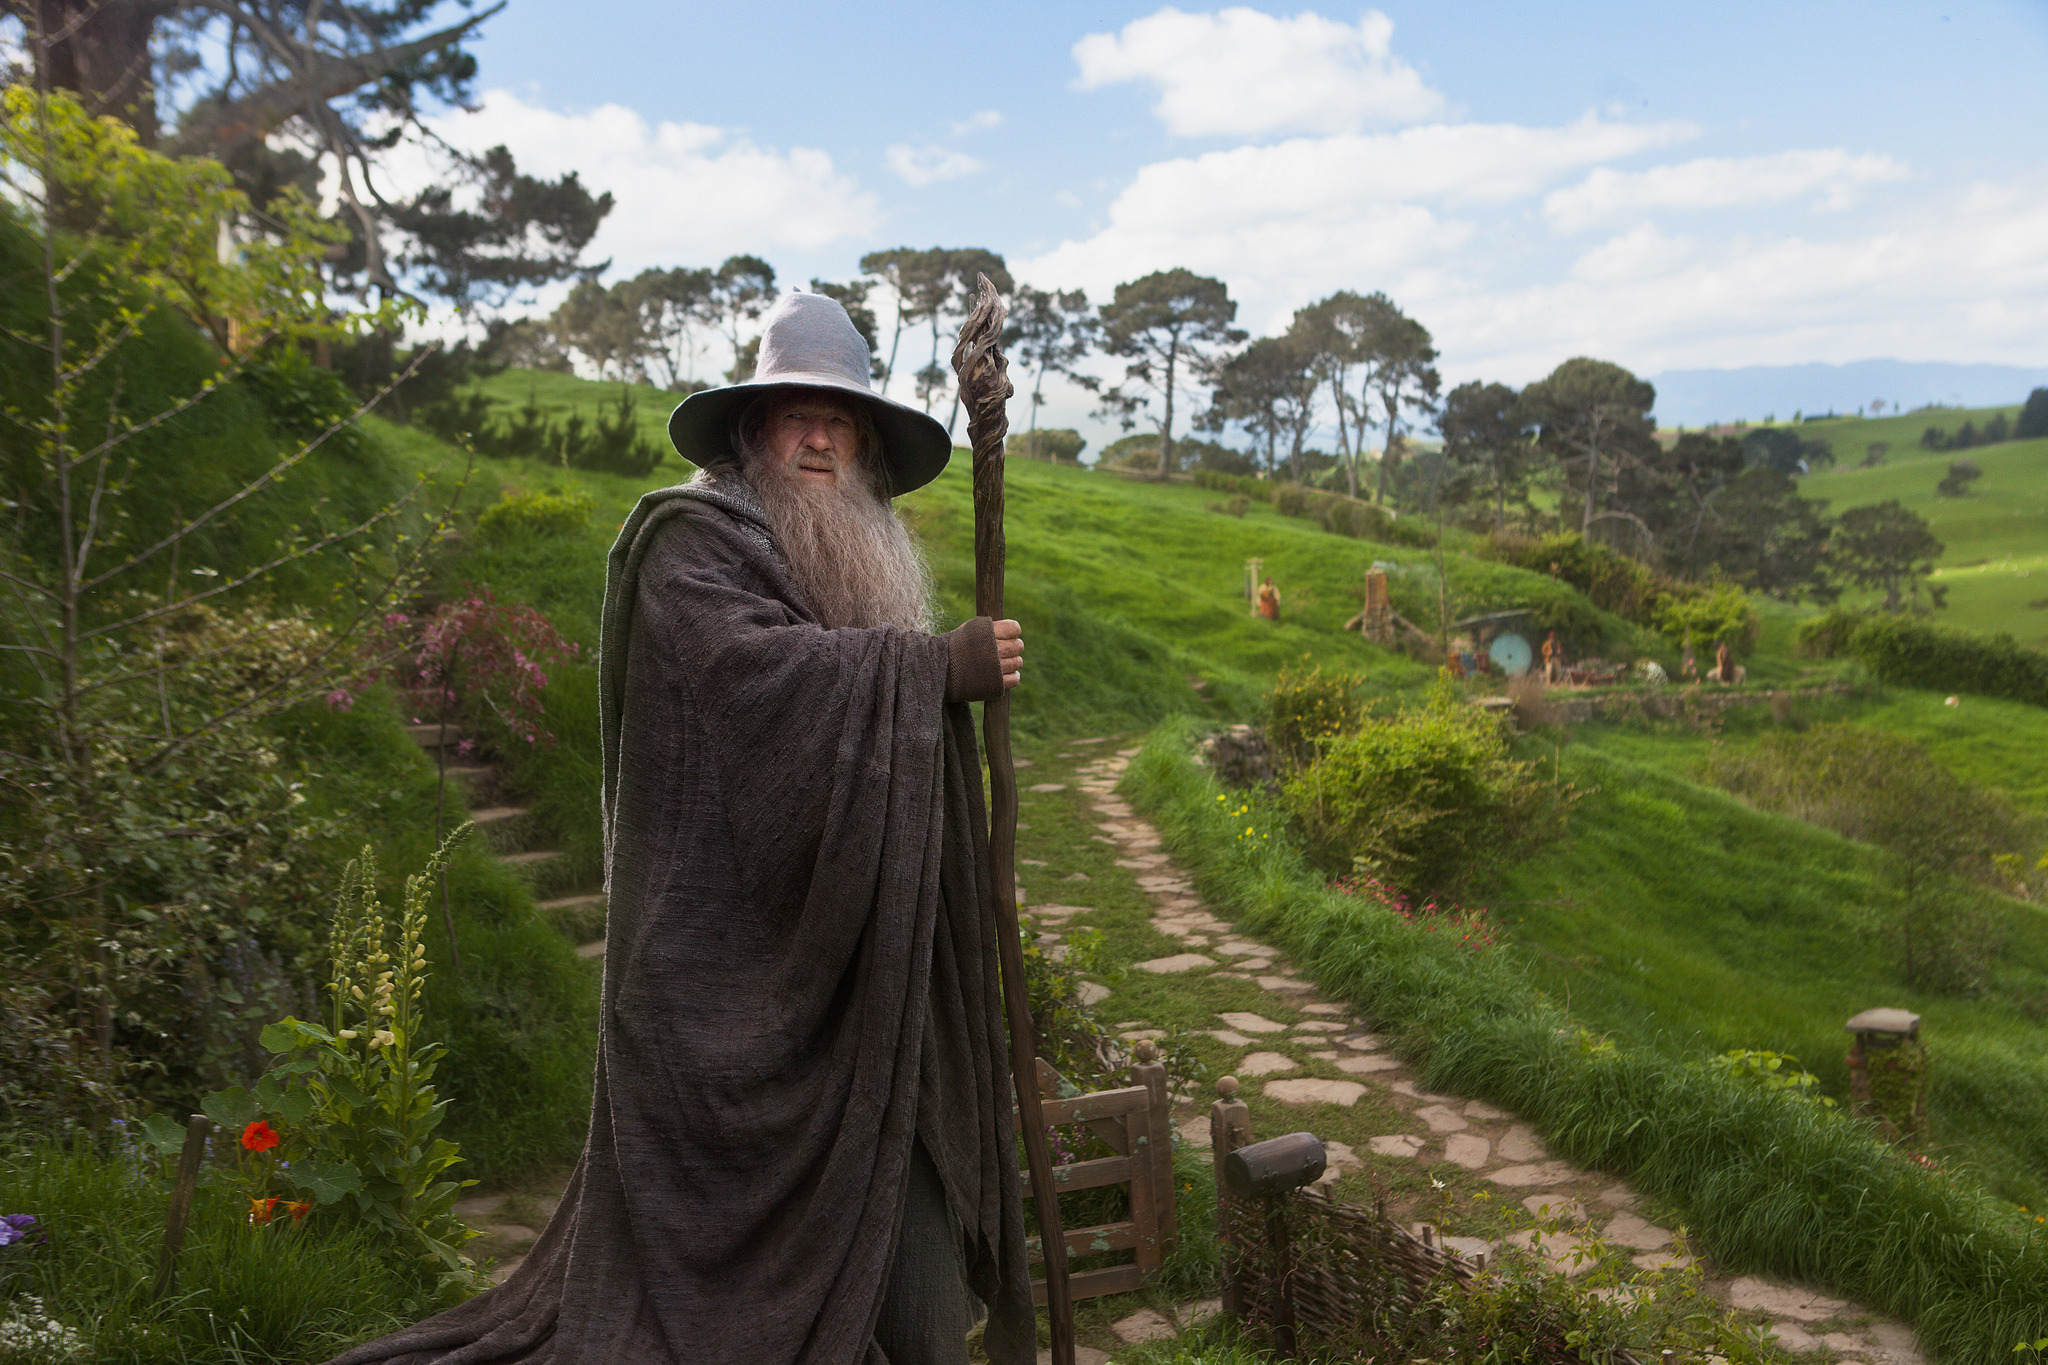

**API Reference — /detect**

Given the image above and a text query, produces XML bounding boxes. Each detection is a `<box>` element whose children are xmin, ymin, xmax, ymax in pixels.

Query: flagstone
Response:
<box><xmin>1215</xmin><ymin>941</ymin><xmax>1265</xmax><ymax>957</ymax></box>
<box><xmin>1299</xmin><ymin>1003</ymin><xmax>1346</xmax><ymax>1016</ymax></box>
<box><xmin>1496</xmin><ymin>1125</ymin><xmax>1547</xmax><ymax>1163</ymax></box>
<box><xmin>1265</xmin><ymin>1078</ymin><xmax>1368</xmax><ymax>1107</ymax></box>
<box><xmin>1601</xmin><ymin>1211</ymin><xmax>1672</xmax><ymax>1251</ymax></box>
<box><xmin>1504</xmin><ymin>1228</ymin><xmax>1598</xmax><ymax>1277</ymax></box>
<box><xmin>1339</xmin><ymin>1034</ymin><xmax>1384</xmax><ymax>1051</ymax></box>
<box><xmin>1333</xmin><ymin>1054</ymin><xmax>1401</xmax><ymax>1074</ymax></box>
<box><xmin>1292</xmin><ymin>1021</ymin><xmax>1343</xmax><ymax>1033</ymax></box>
<box><xmin>1464</xmin><ymin>1100</ymin><xmax>1511</xmax><ymax>1121</ymax></box>
<box><xmin>1206</xmin><ymin>1030</ymin><xmax>1255</xmax><ymax>1046</ymax></box>
<box><xmin>1236</xmin><ymin>1051</ymin><xmax>1298</xmax><ymax>1076</ymax></box>
<box><xmin>1258</xmin><ymin>975</ymin><xmax>1313</xmax><ymax>992</ymax></box>
<box><xmin>1076</xmin><ymin>981</ymin><xmax>1110</xmax><ymax>1007</ymax></box>
<box><xmin>1240</xmin><ymin>957</ymin><xmax>1273</xmax><ymax>970</ymax></box>
<box><xmin>1723</xmin><ymin>1277</ymin><xmax>1848</xmax><ymax>1322</ymax></box>
<box><xmin>1388</xmin><ymin>1081</ymin><xmax>1451</xmax><ymax>1103</ymax></box>
<box><xmin>1116</xmin><ymin>856</ymin><xmax>1170</xmax><ymax>870</ymax></box>
<box><xmin>1444</xmin><ymin>1134</ymin><xmax>1491</xmax><ymax>1169</ymax></box>
<box><xmin>1216</xmin><ymin>1012</ymin><xmax>1288</xmax><ymax>1033</ymax></box>
<box><xmin>1368</xmin><ymin>1134</ymin><xmax>1425</xmax><ymax>1158</ymax></box>
<box><xmin>1026</xmin><ymin>783</ymin><xmax>1067</xmax><ymax>793</ymax></box>
<box><xmin>1415</xmin><ymin>1104</ymin><xmax>1469</xmax><ymax>1133</ymax></box>
<box><xmin>1308</xmin><ymin>1050</ymin><xmax>1339</xmax><ymax>1061</ymax></box>
<box><xmin>1119</xmin><ymin>1029</ymin><xmax>1166</xmax><ymax>1042</ymax></box>
<box><xmin>1137</xmin><ymin>953</ymin><xmax>1214</xmax><ymax>974</ymax></box>
<box><xmin>1632</xmin><ymin>1250</ymin><xmax>1695</xmax><ymax>1274</ymax></box>
<box><xmin>1109</xmin><ymin>1307</ymin><xmax>1175</xmax><ymax>1343</ymax></box>
<box><xmin>1486</xmin><ymin>1162</ymin><xmax>1577</xmax><ymax>1188</ymax></box>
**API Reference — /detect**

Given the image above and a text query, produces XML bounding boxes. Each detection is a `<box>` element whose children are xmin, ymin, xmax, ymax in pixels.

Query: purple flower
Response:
<box><xmin>0</xmin><ymin>1214</ymin><xmax>39</xmax><ymax>1248</ymax></box>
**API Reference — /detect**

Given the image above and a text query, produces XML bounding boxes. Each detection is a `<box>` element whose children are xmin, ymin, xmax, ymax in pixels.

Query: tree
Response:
<box><xmin>703</xmin><ymin>255</ymin><xmax>776</xmax><ymax>382</ymax></box>
<box><xmin>1522</xmin><ymin>358</ymin><xmax>1658</xmax><ymax>541</ymax></box>
<box><xmin>627</xmin><ymin>266</ymin><xmax>714</xmax><ymax>390</ymax></box>
<box><xmin>6</xmin><ymin>0</ymin><xmax>613</xmax><ymax>312</ymax></box>
<box><xmin>1439</xmin><ymin>382</ymin><xmax>1537</xmax><ymax>530</ymax></box>
<box><xmin>0</xmin><ymin>86</ymin><xmax>443</xmax><ymax>1097</ymax></box>
<box><xmin>2018</xmin><ymin>387</ymin><xmax>2048</xmax><ymax>440</ymax></box>
<box><xmin>1289</xmin><ymin>292</ymin><xmax>1375</xmax><ymax>497</ymax></box>
<box><xmin>1094</xmin><ymin>268</ymin><xmax>1243</xmax><ymax>479</ymax></box>
<box><xmin>858</xmin><ymin>247</ymin><xmax>950</xmax><ymax>398</ymax></box>
<box><xmin>1936</xmin><ymin>459</ymin><xmax>1983</xmax><ymax>498</ymax></box>
<box><xmin>1002</xmin><ymin>285</ymin><xmax>1094</xmax><ymax>462</ymax></box>
<box><xmin>1831</xmin><ymin>500</ymin><xmax>1946</xmax><ymax>614</ymax></box>
<box><xmin>1742</xmin><ymin>426</ymin><xmax>1833</xmax><ymax>475</ymax></box>
<box><xmin>1689</xmin><ymin>467</ymin><xmax>1836</xmax><ymax>601</ymax></box>
<box><xmin>550</xmin><ymin>278</ymin><xmax>647</xmax><ymax>381</ymax></box>
<box><xmin>1204</xmin><ymin>335</ymin><xmax>1305</xmax><ymax>475</ymax></box>
<box><xmin>1360</xmin><ymin>301</ymin><xmax>1439</xmax><ymax>508</ymax></box>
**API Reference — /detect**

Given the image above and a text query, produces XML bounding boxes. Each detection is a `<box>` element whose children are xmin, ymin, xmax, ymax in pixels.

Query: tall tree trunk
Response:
<box><xmin>26</xmin><ymin>0</ymin><xmax>167</xmax><ymax>146</ymax></box>
<box><xmin>1158</xmin><ymin>338</ymin><xmax>1178</xmax><ymax>480</ymax></box>
<box><xmin>1580</xmin><ymin>423</ymin><xmax>1601</xmax><ymax>536</ymax></box>
<box><xmin>1329</xmin><ymin>373</ymin><xmax>1355</xmax><ymax>497</ymax></box>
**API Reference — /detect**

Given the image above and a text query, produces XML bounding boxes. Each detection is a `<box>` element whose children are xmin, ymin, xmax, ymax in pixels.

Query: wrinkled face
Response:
<box><xmin>761</xmin><ymin>392</ymin><xmax>863</xmax><ymax>488</ymax></box>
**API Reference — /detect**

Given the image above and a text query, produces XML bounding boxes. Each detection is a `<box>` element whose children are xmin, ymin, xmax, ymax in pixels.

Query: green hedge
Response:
<box><xmin>1124</xmin><ymin>720</ymin><xmax>2048</xmax><ymax>1364</ymax></box>
<box><xmin>1191</xmin><ymin>469</ymin><xmax>1436</xmax><ymax>548</ymax></box>
<box><xmin>1799</xmin><ymin>610</ymin><xmax>2048</xmax><ymax>708</ymax></box>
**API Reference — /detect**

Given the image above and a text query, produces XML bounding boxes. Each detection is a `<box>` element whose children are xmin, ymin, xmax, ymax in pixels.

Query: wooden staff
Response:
<box><xmin>952</xmin><ymin>273</ymin><xmax>1075</xmax><ymax>1365</ymax></box>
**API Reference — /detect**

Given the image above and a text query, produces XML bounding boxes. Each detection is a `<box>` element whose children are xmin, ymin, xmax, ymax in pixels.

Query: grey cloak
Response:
<box><xmin>324</xmin><ymin>476</ymin><xmax>1035</xmax><ymax>1364</ymax></box>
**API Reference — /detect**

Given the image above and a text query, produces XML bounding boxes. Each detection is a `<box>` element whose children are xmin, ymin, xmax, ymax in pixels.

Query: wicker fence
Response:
<box><xmin>1210</xmin><ymin>1077</ymin><xmax>1644</xmax><ymax>1364</ymax></box>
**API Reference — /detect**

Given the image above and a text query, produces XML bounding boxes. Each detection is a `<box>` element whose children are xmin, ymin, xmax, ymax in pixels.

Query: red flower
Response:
<box><xmin>282</xmin><ymin>1199</ymin><xmax>313</xmax><ymax>1225</ymax></box>
<box><xmin>241</xmin><ymin>1119</ymin><xmax>280</xmax><ymax>1153</ymax></box>
<box><xmin>248</xmin><ymin>1196</ymin><xmax>280</xmax><ymax>1225</ymax></box>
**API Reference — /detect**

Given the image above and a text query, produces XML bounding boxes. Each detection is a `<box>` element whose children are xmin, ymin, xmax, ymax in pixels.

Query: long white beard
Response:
<box><xmin>744</xmin><ymin>456</ymin><xmax>936</xmax><ymax>632</ymax></box>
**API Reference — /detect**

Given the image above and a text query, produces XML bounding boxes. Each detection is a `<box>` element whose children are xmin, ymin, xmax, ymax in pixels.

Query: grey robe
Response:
<box><xmin>323</xmin><ymin>477</ymin><xmax>1034</xmax><ymax>1364</ymax></box>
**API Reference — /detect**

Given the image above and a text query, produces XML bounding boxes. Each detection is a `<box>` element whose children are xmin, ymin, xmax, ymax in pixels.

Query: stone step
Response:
<box><xmin>470</xmin><ymin>805</ymin><xmax>543</xmax><ymax>855</ymax></box>
<box><xmin>407</xmin><ymin>722</ymin><xmax>468</xmax><ymax>750</ymax></box>
<box><xmin>538</xmin><ymin>892</ymin><xmax>607</xmax><ymax>943</ymax></box>
<box><xmin>442</xmin><ymin>763</ymin><xmax>502</xmax><ymax>804</ymax></box>
<box><xmin>502</xmin><ymin>849</ymin><xmax>581</xmax><ymax>899</ymax></box>
<box><xmin>574</xmin><ymin>939</ymin><xmax>606</xmax><ymax>960</ymax></box>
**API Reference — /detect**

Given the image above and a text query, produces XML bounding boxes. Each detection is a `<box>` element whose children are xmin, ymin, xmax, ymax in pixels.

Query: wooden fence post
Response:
<box><xmin>152</xmin><ymin>1114</ymin><xmax>211</xmax><ymax>1302</ymax></box>
<box><xmin>1129</xmin><ymin>1039</ymin><xmax>1176</xmax><ymax>1261</ymax></box>
<box><xmin>1210</xmin><ymin>1075</ymin><xmax>1252</xmax><ymax>1319</ymax></box>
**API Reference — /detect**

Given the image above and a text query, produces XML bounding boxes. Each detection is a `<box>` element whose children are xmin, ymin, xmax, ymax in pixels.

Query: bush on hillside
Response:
<box><xmin>422</xmin><ymin>384</ymin><xmax>665</xmax><ymax>477</ymax></box>
<box><xmin>1006</xmin><ymin>427</ymin><xmax>1085</xmax><ymax>463</ymax></box>
<box><xmin>1487</xmin><ymin>531</ymin><xmax>1758</xmax><ymax>652</ymax></box>
<box><xmin>476</xmin><ymin>486</ymin><xmax>597</xmax><ymax>544</ymax></box>
<box><xmin>1265</xmin><ymin>662</ymin><xmax>1368</xmax><ymax>771</ymax></box>
<box><xmin>1276</xmin><ymin>675</ymin><xmax>1569</xmax><ymax>897</ymax></box>
<box><xmin>1936</xmin><ymin>458</ymin><xmax>1983</xmax><ymax>497</ymax></box>
<box><xmin>1796</xmin><ymin>609</ymin><xmax>2048</xmax><ymax>709</ymax></box>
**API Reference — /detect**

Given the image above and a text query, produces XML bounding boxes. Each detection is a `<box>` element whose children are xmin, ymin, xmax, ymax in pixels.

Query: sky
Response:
<box><xmin>398</xmin><ymin>0</ymin><xmax>2048</xmax><ymax>440</ymax></box>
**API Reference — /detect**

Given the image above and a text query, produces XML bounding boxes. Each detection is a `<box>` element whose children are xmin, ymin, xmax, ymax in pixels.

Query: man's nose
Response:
<box><xmin>799</xmin><ymin>421</ymin><xmax>834</xmax><ymax>451</ymax></box>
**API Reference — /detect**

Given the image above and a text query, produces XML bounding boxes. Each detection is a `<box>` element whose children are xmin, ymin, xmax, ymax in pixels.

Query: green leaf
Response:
<box><xmin>261</xmin><ymin>1017</ymin><xmax>330</xmax><ymax>1052</ymax></box>
<box><xmin>293</xmin><ymin>1160</ymin><xmax>364</xmax><ymax>1204</ymax></box>
<box><xmin>269</xmin><ymin>1085</ymin><xmax>315</xmax><ymax>1124</ymax></box>
<box><xmin>139</xmin><ymin>1113</ymin><xmax>188</xmax><ymax>1155</ymax></box>
<box><xmin>200</xmin><ymin>1085</ymin><xmax>261</xmax><ymax>1131</ymax></box>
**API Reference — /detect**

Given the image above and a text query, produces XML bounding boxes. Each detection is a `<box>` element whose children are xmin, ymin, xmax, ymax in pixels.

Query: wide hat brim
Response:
<box><xmin>667</xmin><ymin>373</ymin><xmax>954</xmax><ymax>498</ymax></box>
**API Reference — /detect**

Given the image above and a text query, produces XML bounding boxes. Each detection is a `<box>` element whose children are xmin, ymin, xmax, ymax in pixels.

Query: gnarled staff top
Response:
<box><xmin>951</xmin><ymin>273</ymin><xmax>1014</xmax><ymax>467</ymax></box>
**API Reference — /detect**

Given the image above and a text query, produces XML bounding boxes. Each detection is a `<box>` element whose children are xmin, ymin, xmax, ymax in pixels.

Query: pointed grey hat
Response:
<box><xmin>666</xmin><ymin>291</ymin><xmax>953</xmax><ymax>497</ymax></box>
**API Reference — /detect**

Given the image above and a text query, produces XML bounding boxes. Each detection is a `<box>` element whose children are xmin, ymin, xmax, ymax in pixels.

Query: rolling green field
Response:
<box><xmin>1793</xmin><ymin>405</ymin><xmax>2048</xmax><ymax>645</ymax></box>
<box><xmin>416</xmin><ymin>372</ymin><xmax>2048</xmax><ymax>1211</ymax></box>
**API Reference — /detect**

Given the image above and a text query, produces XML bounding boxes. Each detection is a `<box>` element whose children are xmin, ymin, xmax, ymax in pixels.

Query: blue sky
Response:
<box><xmin>408</xmin><ymin>1</ymin><xmax>2048</xmax><ymax>434</ymax></box>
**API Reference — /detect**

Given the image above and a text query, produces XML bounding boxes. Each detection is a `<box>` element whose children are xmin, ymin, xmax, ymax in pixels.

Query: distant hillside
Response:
<box><xmin>1647</xmin><ymin>359</ymin><xmax>2048</xmax><ymax>427</ymax></box>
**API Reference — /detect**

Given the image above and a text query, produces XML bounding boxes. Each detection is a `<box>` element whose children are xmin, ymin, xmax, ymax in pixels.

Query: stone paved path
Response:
<box><xmin>1067</xmin><ymin>745</ymin><xmax>1929</xmax><ymax>1365</ymax></box>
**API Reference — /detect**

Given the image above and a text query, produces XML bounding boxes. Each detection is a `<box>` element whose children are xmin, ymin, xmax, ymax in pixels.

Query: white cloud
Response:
<box><xmin>1544</xmin><ymin>149</ymin><xmax>1910</xmax><ymax>232</ymax></box>
<box><xmin>885</xmin><ymin>143</ymin><xmax>984</xmax><ymax>186</ymax></box>
<box><xmin>410</xmin><ymin>90</ymin><xmax>879</xmax><ymax>274</ymax></box>
<box><xmin>1017</xmin><ymin>114</ymin><xmax>1691</xmax><ymax>327</ymax></box>
<box><xmin>1072</xmin><ymin>6</ymin><xmax>1444</xmax><ymax>138</ymax></box>
<box><xmin>951</xmin><ymin>110</ymin><xmax>1004</xmax><ymax>135</ymax></box>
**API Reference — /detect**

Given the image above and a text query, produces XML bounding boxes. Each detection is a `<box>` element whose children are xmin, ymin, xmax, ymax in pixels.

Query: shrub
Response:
<box><xmin>1276</xmin><ymin>675</ymin><xmax>1566</xmax><ymax>896</ymax></box>
<box><xmin>1937</xmin><ymin>459</ymin><xmax>1984</xmax><ymax>497</ymax></box>
<box><xmin>1191</xmin><ymin>469</ymin><xmax>1267</xmax><ymax>498</ymax></box>
<box><xmin>475</xmin><ymin>486</ymin><xmax>596</xmax><ymax>544</ymax></box>
<box><xmin>1271</xmin><ymin>482</ymin><xmax>1310</xmax><ymax>517</ymax></box>
<box><xmin>1264</xmin><ymin>662</ymin><xmax>1367</xmax><ymax>772</ymax></box>
<box><xmin>1006</xmin><ymin>427</ymin><xmax>1085</xmax><ymax>463</ymax></box>
<box><xmin>1204</xmin><ymin>494</ymin><xmax>1251</xmax><ymax>518</ymax></box>
<box><xmin>1796</xmin><ymin>610</ymin><xmax>2048</xmax><ymax>708</ymax></box>
<box><xmin>1650</xmin><ymin>581</ymin><xmax>1761</xmax><ymax>657</ymax></box>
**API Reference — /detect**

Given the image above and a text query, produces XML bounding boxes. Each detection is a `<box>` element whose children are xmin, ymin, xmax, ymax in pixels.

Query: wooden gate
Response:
<box><xmin>1016</xmin><ymin>1045</ymin><xmax>1178</xmax><ymax>1304</ymax></box>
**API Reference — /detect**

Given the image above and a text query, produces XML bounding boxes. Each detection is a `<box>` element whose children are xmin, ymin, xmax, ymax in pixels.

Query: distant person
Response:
<box><xmin>1541</xmin><ymin>631</ymin><xmax>1561</xmax><ymax>684</ymax></box>
<box><xmin>1715</xmin><ymin>639</ymin><xmax>1733</xmax><ymax>684</ymax></box>
<box><xmin>1257</xmin><ymin>576</ymin><xmax>1281</xmax><ymax>621</ymax></box>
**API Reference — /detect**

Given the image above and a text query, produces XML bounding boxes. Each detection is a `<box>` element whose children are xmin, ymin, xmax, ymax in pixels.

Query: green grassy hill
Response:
<box><xmin>415</xmin><ymin>370</ymin><xmax>2048</xmax><ymax>1211</ymax></box>
<box><xmin>1792</xmin><ymin>405</ymin><xmax>2048</xmax><ymax>644</ymax></box>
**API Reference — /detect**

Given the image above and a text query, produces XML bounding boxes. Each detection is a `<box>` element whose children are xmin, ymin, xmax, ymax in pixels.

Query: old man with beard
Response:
<box><xmin>325</xmin><ymin>292</ymin><xmax>1036</xmax><ymax>1365</ymax></box>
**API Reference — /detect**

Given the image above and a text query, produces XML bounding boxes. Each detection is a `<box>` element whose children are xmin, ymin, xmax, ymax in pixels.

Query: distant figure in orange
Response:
<box><xmin>1715</xmin><ymin>639</ymin><xmax>1733</xmax><ymax>684</ymax></box>
<box><xmin>1256</xmin><ymin>577</ymin><xmax>1281</xmax><ymax>621</ymax></box>
<box><xmin>1541</xmin><ymin>631</ymin><xmax>1561</xmax><ymax>684</ymax></box>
